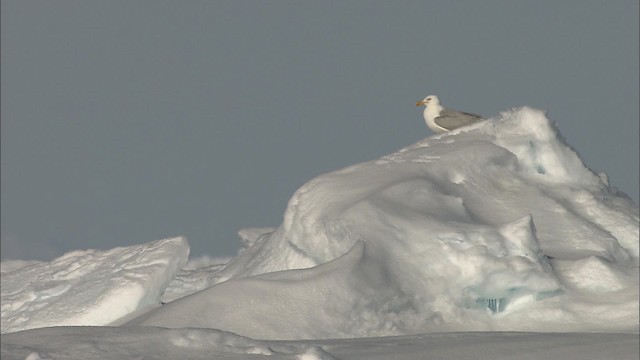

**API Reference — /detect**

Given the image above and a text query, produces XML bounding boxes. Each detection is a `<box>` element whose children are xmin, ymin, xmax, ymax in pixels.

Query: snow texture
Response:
<box><xmin>1</xmin><ymin>107</ymin><xmax>638</xmax><ymax>359</ymax></box>
<box><xmin>1</xmin><ymin>327</ymin><xmax>637</xmax><ymax>360</ymax></box>
<box><xmin>130</xmin><ymin>107</ymin><xmax>639</xmax><ymax>339</ymax></box>
<box><xmin>1</xmin><ymin>237</ymin><xmax>188</xmax><ymax>333</ymax></box>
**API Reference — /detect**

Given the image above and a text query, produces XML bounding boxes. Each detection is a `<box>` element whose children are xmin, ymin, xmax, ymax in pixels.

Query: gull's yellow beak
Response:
<box><xmin>416</xmin><ymin>100</ymin><xmax>426</xmax><ymax>106</ymax></box>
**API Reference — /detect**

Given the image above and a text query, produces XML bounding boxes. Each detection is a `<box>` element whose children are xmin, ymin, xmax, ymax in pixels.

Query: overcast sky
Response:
<box><xmin>2</xmin><ymin>0</ymin><xmax>638</xmax><ymax>261</ymax></box>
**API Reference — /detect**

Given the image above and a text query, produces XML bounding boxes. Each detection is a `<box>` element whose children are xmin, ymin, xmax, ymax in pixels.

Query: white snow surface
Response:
<box><xmin>1</xmin><ymin>237</ymin><xmax>189</xmax><ymax>333</ymax></box>
<box><xmin>1</xmin><ymin>107</ymin><xmax>638</xmax><ymax>359</ymax></box>
<box><xmin>1</xmin><ymin>326</ymin><xmax>638</xmax><ymax>360</ymax></box>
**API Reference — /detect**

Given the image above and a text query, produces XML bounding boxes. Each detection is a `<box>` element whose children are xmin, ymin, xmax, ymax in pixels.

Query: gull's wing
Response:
<box><xmin>435</xmin><ymin>108</ymin><xmax>485</xmax><ymax>131</ymax></box>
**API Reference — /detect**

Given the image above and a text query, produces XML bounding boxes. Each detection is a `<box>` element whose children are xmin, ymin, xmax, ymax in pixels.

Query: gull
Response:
<box><xmin>416</xmin><ymin>95</ymin><xmax>485</xmax><ymax>133</ymax></box>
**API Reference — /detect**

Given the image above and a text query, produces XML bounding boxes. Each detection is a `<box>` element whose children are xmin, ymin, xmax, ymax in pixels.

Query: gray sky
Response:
<box><xmin>2</xmin><ymin>0</ymin><xmax>638</xmax><ymax>261</ymax></box>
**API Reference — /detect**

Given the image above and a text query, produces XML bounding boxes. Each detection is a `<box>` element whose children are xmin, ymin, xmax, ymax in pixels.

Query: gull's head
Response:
<box><xmin>416</xmin><ymin>95</ymin><xmax>440</xmax><ymax>107</ymax></box>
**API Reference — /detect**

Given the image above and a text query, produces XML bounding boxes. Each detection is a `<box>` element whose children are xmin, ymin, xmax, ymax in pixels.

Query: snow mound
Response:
<box><xmin>1</xmin><ymin>237</ymin><xmax>189</xmax><ymax>333</ymax></box>
<box><xmin>131</xmin><ymin>241</ymin><xmax>420</xmax><ymax>339</ymax></box>
<box><xmin>219</xmin><ymin>107</ymin><xmax>637</xmax><ymax>279</ymax></box>
<box><xmin>130</xmin><ymin>107</ymin><xmax>638</xmax><ymax>339</ymax></box>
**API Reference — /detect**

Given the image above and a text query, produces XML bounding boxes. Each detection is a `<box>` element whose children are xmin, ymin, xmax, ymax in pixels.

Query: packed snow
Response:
<box><xmin>1</xmin><ymin>107</ymin><xmax>638</xmax><ymax>359</ymax></box>
<box><xmin>2</xmin><ymin>326</ymin><xmax>637</xmax><ymax>360</ymax></box>
<box><xmin>1</xmin><ymin>237</ymin><xmax>188</xmax><ymax>333</ymax></box>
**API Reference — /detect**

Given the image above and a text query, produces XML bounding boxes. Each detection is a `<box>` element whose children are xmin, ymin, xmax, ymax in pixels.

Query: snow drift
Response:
<box><xmin>1</xmin><ymin>237</ymin><xmax>188</xmax><ymax>333</ymax></box>
<box><xmin>127</xmin><ymin>107</ymin><xmax>638</xmax><ymax>339</ymax></box>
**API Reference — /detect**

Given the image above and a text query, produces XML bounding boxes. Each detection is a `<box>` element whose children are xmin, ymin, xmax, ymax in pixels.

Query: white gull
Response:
<box><xmin>416</xmin><ymin>95</ymin><xmax>485</xmax><ymax>133</ymax></box>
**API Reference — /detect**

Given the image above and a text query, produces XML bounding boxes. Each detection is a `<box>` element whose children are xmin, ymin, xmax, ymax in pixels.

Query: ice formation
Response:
<box><xmin>130</xmin><ymin>107</ymin><xmax>638</xmax><ymax>338</ymax></box>
<box><xmin>1</xmin><ymin>107</ymin><xmax>638</xmax><ymax>348</ymax></box>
